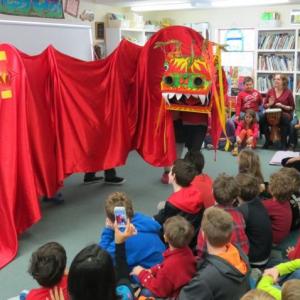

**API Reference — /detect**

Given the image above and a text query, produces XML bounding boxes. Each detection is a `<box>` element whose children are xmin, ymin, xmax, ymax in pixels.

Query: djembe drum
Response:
<box><xmin>265</xmin><ymin>108</ymin><xmax>282</xmax><ymax>142</ymax></box>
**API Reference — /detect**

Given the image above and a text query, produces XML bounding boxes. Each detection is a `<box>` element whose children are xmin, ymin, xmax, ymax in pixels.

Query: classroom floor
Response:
<box><xmin>0</xmin><ymin>147</ymin><xmax>284</xmax><ymax>299</ymax></box>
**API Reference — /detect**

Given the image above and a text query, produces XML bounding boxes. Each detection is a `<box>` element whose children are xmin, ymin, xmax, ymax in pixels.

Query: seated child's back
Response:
<box><xmin>263</xmin><ymin>168</ymin><xmax>296</xmax><ymax>244</ymax></box>
<box><xmin>99</xmin><ymin>192</ymin><xmax>165</xmax><ymax>270</ymax></box>
<box><xmin>197</xmin><ymin>174</ymin><xmax>249</xmax><ymax>258</ymax></box>
<box><xmin>184</xmin><ymin>150</ymin><xmax>215</xmax><ymax>208</ymax></box>
<box><xmin>27</xmin><ymin>242</ymin><xmax>69</xmax><ymax>300</ymax></box>
<box><xmin>132</xmin><ymin>216</ymin><xmax>196</xmax><ymax>299</ymax></box>
<box><xmin>236</xmin><ymin>174</ymin><xmax>272</xmax><ymax>266</ymax></box>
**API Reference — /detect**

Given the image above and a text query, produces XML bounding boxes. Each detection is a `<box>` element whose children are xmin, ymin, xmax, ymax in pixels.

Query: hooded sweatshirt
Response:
<box><xmin>178</xmin><ymin>244</ymin><xmax>250</xmax><ymax>300</ymax></box>
<box><xmin>99</xmin><ymin>212</ymin><xmax>165</xmax><ymax>270</ymax></box>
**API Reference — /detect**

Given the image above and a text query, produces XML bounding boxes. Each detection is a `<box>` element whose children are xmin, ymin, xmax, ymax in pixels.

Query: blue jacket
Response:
<box><xmin>99</xmin><ymin>212</ymin><xmax>165</xmax><ymax>269</ymax></box>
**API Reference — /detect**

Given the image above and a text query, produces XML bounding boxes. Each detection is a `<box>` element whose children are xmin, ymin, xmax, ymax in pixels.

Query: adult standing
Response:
<box><xmin>260</xmin><ymin>74</ymin><xmax>294</xmax><ymax>150</ymax></box>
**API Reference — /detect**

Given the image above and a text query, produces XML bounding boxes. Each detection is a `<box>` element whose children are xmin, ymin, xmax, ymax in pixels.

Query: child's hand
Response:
<box><xmin>287</xmin><ymin>157</ymin><xmax>300</xmax><ymax>164</ymax></box>
<box><xmin>286</xmin><ymin>246</ymin><xmax>295</xmax><ymax>256</ymax></box>
<box><xmin>263</xmin><ymin>267</ymin><xmax>279</xmax><ymax>283</ymax></box>
<box><xmin>46</xmin><ymin>287</ymin><xmax>65</xmax><ymax>300</ymax></box>
<box><xmin>131</xmin><ymin>265</ymin><xmax>145</xmax><ymax>276</ymax></box>
<box><xmin>105</xmin><ymin>217</ymin><xmax>114</xmax><ymax>229</ymax></box>
<box><xmin>235</xmin><ymin>116</ymin><xmax>240</xmax><ymax>123</ymax></box>
<box><xmin>114</xmin><ymin>220</ymin><xmax>137</xmax><ymax>244</ymax></box>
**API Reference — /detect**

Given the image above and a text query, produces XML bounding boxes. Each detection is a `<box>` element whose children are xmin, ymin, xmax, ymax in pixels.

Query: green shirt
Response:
<box><xmin>257</xmin><ymin>259</ymin><xmax>300</xmax><ymax>300</ymax></box>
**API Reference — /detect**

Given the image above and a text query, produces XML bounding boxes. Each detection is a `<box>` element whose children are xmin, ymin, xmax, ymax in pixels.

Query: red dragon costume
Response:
<box><xmin>0</xmin><ymin>26</ymin><xmax>226</xmax><ymax>268</ymax></box>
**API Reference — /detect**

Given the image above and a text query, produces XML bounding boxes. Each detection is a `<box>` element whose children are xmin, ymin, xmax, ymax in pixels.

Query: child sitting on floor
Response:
<box><xmin>236</xmin><ymin>173</ymin><xmax>272</xmax><ymax>267</ymax></box>
<box><xmin>179</xmin><ymin>207</ymin><xmax>250</xmax><ymax>300</ymax></box>
<box><xmin>154</xmin><ymin>159</ymin><xmax>203</xmax><ymax>248</ymax></box>
<box><xmin>263</xmin><ymin>168</ymin><xmax>294</xmax><ymax>245</ymax></box>
<box><xmin>184</xmin><ymin>150</ymin><xmax>215</xmax><ymax>208</ymax></box>
<box><xmin>131</xmin><ymin>216</ymin><xmax>196</xmax><ymax>299</ymax></box>
<box><xmin>197</xmin><ymin>174</ymin><xmax>249</xmax><ymax>258</ymax></box>
<box><xmin>26</xmin><ymin>242</ymin><xmax>69</xmax><ymax>300</ymax></box>
<box><xmin>99</xmin><ymin>192</ymin><xmax>165</xmax><ymax>270</ymax></box>
<box><xmin>232</xmin><ymin>109</ymin><xmax>259</xmax><ymax>155</ymax></box>
<box><xmin>257</xmin><ymin>259</ymin><xmax>300</xmax><ymax>300</ymax></box>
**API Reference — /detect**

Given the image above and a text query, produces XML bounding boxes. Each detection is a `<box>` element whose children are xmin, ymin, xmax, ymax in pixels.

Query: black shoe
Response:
<box><xmin>42</xmin><ymin>193</ymin><xmax>64</xmax><ymax>205</ymax></box>
<box><xmin>262</xmin><ymin>142</ymin><xmax>269</xmax><ymax>149</ymax></box>
<box><xmin>104</xmin><ymin>176</ymin><xmax>126</xmax><ymax>185</ymax></box>
<box><xmin>83</xmin><ymin>176</ymin><xmax>104</xmax><ymax>184</ymax></box>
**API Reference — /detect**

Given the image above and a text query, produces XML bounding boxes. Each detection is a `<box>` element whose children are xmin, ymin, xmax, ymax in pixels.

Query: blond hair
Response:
<box><xmin>282</xmin><ymin>279</ymin><xmax>300</xmax><ymax>300</ymax></box>
<box><xmin>241</xmin><ymin>289</ymin><xmax>275</xmax><ymax>300</ymax></box>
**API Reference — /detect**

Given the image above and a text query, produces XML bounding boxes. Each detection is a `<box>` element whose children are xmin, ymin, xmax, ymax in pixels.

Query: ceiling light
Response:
<box><xmin>211</xmin><ymin>0</ymin><xmax>290</xmax><ymax>8</ymax></box>
<box><xmin>131</xmin><ymin>2</ymin><xmax>193</xmax><ymax>11</ymax></box>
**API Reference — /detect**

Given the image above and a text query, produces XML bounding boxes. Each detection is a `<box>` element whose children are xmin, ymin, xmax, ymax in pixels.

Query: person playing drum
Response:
<box><xmin>260</xmin><ymin>74</ymin><xmax>294</xmax><ymax>150</ymax></box>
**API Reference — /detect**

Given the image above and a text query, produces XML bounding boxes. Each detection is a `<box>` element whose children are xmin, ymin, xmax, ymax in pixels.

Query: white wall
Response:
<box><xmin>141</xmin><ymin>4</ymin><xmax>300</xmax><ymax>41</ymax></box>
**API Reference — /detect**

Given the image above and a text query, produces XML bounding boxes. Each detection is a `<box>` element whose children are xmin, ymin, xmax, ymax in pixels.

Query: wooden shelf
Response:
<box><xmin>257</xmin><ymin>70</ymin><xmax>294</xmax><ymax>74</ymax></box>
<box><xmin>257</xmin><ymin>49</ymin><xmax>295</xmax><ymax>52</ymax></box>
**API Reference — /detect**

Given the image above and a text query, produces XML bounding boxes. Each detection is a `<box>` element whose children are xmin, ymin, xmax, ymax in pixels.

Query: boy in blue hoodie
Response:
<box><xmin>99</xmin><ymin>192</ymin><xmax>165</xmax><ymax>270</ymax></box>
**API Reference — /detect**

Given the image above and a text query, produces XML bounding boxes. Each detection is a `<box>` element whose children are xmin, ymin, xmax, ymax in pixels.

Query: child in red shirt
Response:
<box><xmin>131</xmin><ymin>216</ymin><xmax>196</xmax><ymax>298</ymax></box>
<box><xmin>197</xmin><ymin>174</ymin><xmax>249</xmax><ymax>258</ymax></box>
<box><xmin>26</xmin><ymin>242</ymin><xmax>69</xmax><ymax>300</ymax></box>
<box><xmin>235</xmin><ymin>109</ymin><xmax>259</xmax><ymax>151</ymax></box>
<box><xmin>184</xmin><ymin>150</ymin><xmax>214</xmax><ymax>208</ymax></box>
<box><xmin>154</xmin><ymin>159</ymin><xmax>204</xmax><ymax>249</ymax></box>
<box><xmin>235</xmin><ymin>77</ymin><xmax>263</xmax><ymax>122</ymax></box>
<box><xmin>263</xmin><ymin>169</ymin><xmax>294</xmax><ymax>245</ymax></box>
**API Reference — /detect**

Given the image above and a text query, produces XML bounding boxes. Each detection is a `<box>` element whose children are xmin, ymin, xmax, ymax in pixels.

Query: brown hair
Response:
<box><xmin>236</xmin><ymin>173</ymin><xmax>260</xmax><ymax>202</ymax></box>
<box><xmin>28</xmin><ymin>242</ymin><xmax>67</xmax><ymax>287</ymax></box>
<box><xmin>184</xmin><ymin>150</ymin><xmax>205</xmax><ymax>174</ymax></box>
<box><xmin>105</xmin><ymin>192</ymin><xmax>134</xmax><ymax>222</ymax></box>
<box><xmin>238</xmin><ymin>149</ymin><xmax>264</xmax><ymax>184</ymax></box>
<box><xmin>275</xmin><ymin>74</ymin><xmax>289</xmax><ymax>89</ymax></box>
<box><xmin>201</xmin><ymin>207</ymin><xmax>233</xmax><ymax>247</ymax></box>
<box><xmin>171</xmin><ymin>159</ymin><xmax>197</xmax><ymax>187</ymax></box>
<box><xmin>269</xmin><ymin>169</ymin><xmax>296</xmax><ymax>202</ymax></box>
<box><xmin>282</xmin><ymin>279</ymin><xmax>300</xmax><ymax>300</ymax></box>
<box><xmin>243</xmin><ymin>76</ymin><xmax>254</xmax><ymax>85</ymax></box>
<box><xmin>244</xmin><ymin>109</ymin><xmax>257</xmax><ymax>127</ymax></box>
<box><xmin>278</xmin><ymin>167</ymin><xmax>300</xmax><ymax>195</ymax></box>
<box><xmin>164</xmin><ymin>215</ymin><xmax>194</xmax><ymax>248</ymax></box>
<box><xmin>241</xmin><ymin>289</ymin><xmax>275</xmax><ymax>300</ymax></box>
<box><xmin>213</xmin><ymin>173</ymin><xmax>239</xmax><ymax>206</ymax></box>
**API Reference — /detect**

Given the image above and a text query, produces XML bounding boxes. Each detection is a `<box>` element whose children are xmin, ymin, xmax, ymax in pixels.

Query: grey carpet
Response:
<box><xmin>1</xmin><ymin>148</ymin><xmax>282</xmax><ymax>299</ymax></box>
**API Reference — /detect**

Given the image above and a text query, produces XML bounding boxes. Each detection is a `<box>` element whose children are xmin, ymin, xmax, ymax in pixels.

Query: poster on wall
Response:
<box><xmin>0</xmin><ymin>0</ymin><xmax>64</xmax><ymax>19</ymax></box>
<box><xmin>65</xmin><ymin>0</ymin><xmax>80</xmax><ymax>18</ymax></box>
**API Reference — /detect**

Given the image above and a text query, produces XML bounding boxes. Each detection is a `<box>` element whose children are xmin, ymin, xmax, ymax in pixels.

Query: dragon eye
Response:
<box><xmin>164</xmin><ymin>76</ymin><xmax>173</xmax><ymax>86</ymax></box>
<box><xmin>194</xmin><ymin>77</ymin><xmax>203</xmax><ymax>87</ymax></box>
<box><xmin>164</xmin><ymin>62</ymin><xmax>169</xmax><ymax>71</ymax></box>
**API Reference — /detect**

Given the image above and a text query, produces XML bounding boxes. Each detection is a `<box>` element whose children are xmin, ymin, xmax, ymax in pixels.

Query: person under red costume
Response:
<box><xmin>235</xmin><ymin>109</ymin><xmax>259</xmax><ymax>151</ymax></box>
<box><xmin>235</xmin><ymin>76</ymin><xmax>263</xmax><ymax>122</ymax></box>
<box><xmin>287</xmin><ymin>238</ymin><xmax>300</xmax><ymax>260</ymax></box>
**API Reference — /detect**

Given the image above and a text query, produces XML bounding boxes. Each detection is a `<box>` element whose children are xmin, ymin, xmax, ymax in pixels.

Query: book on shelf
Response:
<box><xmin>258</xmin><ymin>54</ymin><xmax>294</xmax><ymax>71</ymax></box>
<box><xmin>258</xmin><ymin>33</ymin><xmax>295</xmax><ymax>50</ymax></box>
<box><xmin>257</xmin><ymin>74</ymin><xmax>294</xmax><ymax>92</ymax></box>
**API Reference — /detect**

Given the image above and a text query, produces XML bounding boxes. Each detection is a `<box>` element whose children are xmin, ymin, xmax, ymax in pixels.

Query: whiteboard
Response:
<box><xmin>0</xmin><ymin>19</ymin><xmax>93</xmax><ymax>61</ymax></box>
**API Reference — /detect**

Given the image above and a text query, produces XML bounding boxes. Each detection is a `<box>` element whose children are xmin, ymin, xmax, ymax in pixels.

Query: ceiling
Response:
<box><xmin>95</xmin><ymin>0</ymin><xmax>299</xmax><ymax>7</ymax></box>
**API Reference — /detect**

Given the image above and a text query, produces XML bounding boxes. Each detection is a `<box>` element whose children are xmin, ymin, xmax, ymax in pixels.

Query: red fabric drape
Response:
<box><xmin>0</xmin><ymin>26</ymin><xmax>221</xmax><ymax>268</ymax></box>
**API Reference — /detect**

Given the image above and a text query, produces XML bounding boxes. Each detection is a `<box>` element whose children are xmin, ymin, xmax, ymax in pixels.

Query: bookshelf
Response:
<box><xmin>105</xmin><ymin>27</ymin><xmax>158</xmax><ymax>55</ymax></box>
<box><xmin>255</xmin><ymin>28</ymin><xmax>299</xmax><ymax>97</ymax></box>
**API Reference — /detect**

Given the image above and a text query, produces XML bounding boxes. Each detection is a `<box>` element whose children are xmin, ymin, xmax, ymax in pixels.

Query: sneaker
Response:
<box><xmin>160</xmin><ymin>172</ymin><xmax>169</xmax><ymax>184</ymax></box>
<box><xmin>83</xmin><ymin>176</ymin><xmax>104</xmax><ymax>184</ymax></box>
<box><xmin>104</xmin><ymin>176</ymin><xmax>126</xmax><ymax>185</ymax></box>
<box><xmin>231</xmin><ymin>144</ymin><xmax>239</xmax><ymax>156</ymax></box>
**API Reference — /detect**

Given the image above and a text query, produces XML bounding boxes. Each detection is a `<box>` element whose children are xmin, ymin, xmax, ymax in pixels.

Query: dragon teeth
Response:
<box><xmin>162</xmin><ymin>93</ymin><xmax>168</xmax><ymax>100</ymax></box>
<box><xmin>175</xmin><ymin>93</ymin><xmax>182</xmax><ymax>100</ymax></box>
<box><xmin>184</xmin><ymin>94</ymin><xmax>191</xmax><ymax>98</ymax></box>
<box><xmin>168</xmin><ymin>93</ymin><xmax>175</xmax><ymax>99</ymax></box>
<box><xmin>199</xmin><ymin>95</ymin><xmax>206</xmax><ymax>105</ymax></box>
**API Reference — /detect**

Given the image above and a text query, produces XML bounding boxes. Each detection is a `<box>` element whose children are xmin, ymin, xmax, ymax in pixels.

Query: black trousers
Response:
<box><xmin>282</xmin><ymin>157</ymin><xmax>300</xmax><ymax>173</ymax></box>
<box><xmin>260</xmin><ymin>113</ymin><xmax>291</xmax><ymax>146</ymax></box>
<box><xmin>84</xmin><ymin>168</ymin><xmax>116</xmax><ymax>180</ymax></box>
<box><xmin>173</xmin><ymin>120</ymin><xmax>207</xmax><ymax>151</ymax></box>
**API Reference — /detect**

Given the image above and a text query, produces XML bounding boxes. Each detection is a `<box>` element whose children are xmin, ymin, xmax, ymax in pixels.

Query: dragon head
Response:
<box><xmin>158</xmin><ymin>40</ymin><xmax>213</xmax><ymax>113</ymax></box>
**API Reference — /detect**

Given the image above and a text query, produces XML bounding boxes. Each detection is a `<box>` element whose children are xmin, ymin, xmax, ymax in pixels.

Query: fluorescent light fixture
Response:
<box><xmin>131</xmin><ymin>0</ymin><xmax>192</xmax><ymax>12</ymax></box>
<box><xmin>211</xmin><ymin>0</ymin><xmax>290</xmax><ymax>7</ymax></box>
